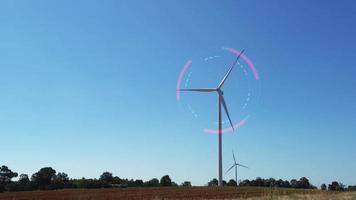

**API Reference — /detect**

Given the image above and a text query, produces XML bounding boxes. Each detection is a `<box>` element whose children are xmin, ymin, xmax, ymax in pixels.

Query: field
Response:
<box><xmin>248</xmin><ymin>192</ymin><xmax>356</xmax><ymax>200</ymax></box>
<box><xmin>1</xmin><ymin>186</ymin><xmax>354</xmax><ymax>200</ymax></box>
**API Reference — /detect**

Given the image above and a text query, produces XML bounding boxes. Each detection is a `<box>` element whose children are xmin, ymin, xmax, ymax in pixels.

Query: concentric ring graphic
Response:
<box><xmin>176</xmin><ymin>47</ymin><xmax>259</xmax><ymax>134</ymax></box>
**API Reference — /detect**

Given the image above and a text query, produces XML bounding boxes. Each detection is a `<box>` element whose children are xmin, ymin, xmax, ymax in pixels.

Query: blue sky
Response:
<box><xmin>1</xmin><ymin>0</ymin><xmax>356</xmax><ymax>186</ymax></box>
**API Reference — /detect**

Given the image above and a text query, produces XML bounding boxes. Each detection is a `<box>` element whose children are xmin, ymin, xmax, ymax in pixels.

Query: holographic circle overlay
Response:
<box><xmin>176</xmin><ymin>47</ymin><xmax>260</xmax><ymax>134</ymax></box>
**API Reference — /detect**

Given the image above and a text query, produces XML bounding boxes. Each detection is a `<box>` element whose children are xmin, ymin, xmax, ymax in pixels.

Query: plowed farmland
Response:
<box><xmin>0</xmin><ymin>186</ymin><xmax>323</xmax><ymax>200</ymax></box>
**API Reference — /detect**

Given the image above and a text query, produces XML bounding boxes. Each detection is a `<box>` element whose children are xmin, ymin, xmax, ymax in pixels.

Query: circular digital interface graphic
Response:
<box><xmin>176</xmin><ymin>47</ymin><xmax>260</xmax><ymax>134</ymax></box>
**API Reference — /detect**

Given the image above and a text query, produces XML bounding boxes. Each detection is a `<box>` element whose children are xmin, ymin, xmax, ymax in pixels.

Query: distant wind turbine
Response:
<box><xmin>225</xmin><ymin>150</ymin><xmax>248</xmax><ymax>186</ymax></box>
<box><xmin>177</xmin><ymin>49</ymin><xmax>245</xmax><ymax>186</ymax></box>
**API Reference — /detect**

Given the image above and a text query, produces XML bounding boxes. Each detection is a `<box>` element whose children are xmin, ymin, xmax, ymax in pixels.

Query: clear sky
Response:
<box><xmin>1</xmin><ymin>0</ymin><xmax>356</xmax><ymax>186</ymax></box>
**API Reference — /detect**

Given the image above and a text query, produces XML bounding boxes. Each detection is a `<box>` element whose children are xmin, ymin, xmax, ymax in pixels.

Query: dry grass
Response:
<box><xmin>246</xmin><ymin>192</ymin><xmax>356</xmax><ymax>200</ymax></box>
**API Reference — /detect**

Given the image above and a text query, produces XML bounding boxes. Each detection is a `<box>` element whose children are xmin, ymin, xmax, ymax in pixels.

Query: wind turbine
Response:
<box><xmin>225</xmin><ymin>150</ymin><xmax>248</xmax><ymax>186</ymax></box>
<box><xmin>178</xmin><ymin>49</ymin><xmax>245</xmax><ymax>186</ymax></box>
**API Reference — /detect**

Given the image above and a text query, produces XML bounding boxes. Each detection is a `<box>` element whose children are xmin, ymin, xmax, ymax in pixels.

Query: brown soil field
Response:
<box><xmin>0</xmin><ymin>186</ymin><xmax>324</xmax><ymax>200</ymax></box>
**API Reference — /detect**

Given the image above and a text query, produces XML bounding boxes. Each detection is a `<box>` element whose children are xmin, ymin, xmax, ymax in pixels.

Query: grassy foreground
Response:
<box><xmin>0</xmin><ymin>186</ymin><xmax>353</xmax><ymax>200</ymax></box>
<box><xmin>248</xmin><ymin>192</ymin><xmax>356</xmax><ymax>200</ymax></box>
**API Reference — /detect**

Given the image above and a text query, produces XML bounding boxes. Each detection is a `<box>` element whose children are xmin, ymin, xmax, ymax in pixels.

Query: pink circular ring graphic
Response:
<box><xmin>227</xmin><ymin>48</ymin><xmax>259</xmax><ymax>80</ymax></box>
<box><xmin>176</xmin><ymin>60</ymin><xmax>192</xmax><ymax>101</ymax></box>
<box><xmin>176</xmin><ymin>48</ymin><xmax>259</xmax><ymax>134</ymax></box>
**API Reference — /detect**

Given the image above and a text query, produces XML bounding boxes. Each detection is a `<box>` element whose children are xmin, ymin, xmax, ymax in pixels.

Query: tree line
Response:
<box><xmin>240</xmin><ymin>177</ymin><xmax>356</xmax><ymax>192</ymax></box>
<box><xmin>1</xmin><ymin>165</ymin><xmax>355</xmax><ymax>193</ymax></box>
<box><xmin>239</xmin><ymin>177</ymin><xmax>316</xmax><ymax>189</ymax></box>
<box><xmin>0</xmin><ymin>165</ymin><xmax>182</xmax><ymax>192</ymax></box>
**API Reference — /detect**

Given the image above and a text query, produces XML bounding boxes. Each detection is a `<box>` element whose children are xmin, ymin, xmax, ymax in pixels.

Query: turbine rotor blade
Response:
<box><xmin>218</xmin><ymin>49</ymin><xmax>245</xmax><ymax>89</ymax></box>
<box><xmin>232</xmin><ymin>150</ymin><xmax>236</xmax><ymax>164</ymax></box>
<box><xmin>177</xmin><ymin>88</ymin><xmax>216</xmax><ymax>92</ymax></box>
<box><xmin>221</xmin><ymin>95</ymin><xmax>234</xmax><ymax>130</ymax></box>
<box><xmin>225</xmin><ymin>164</ymin><xmax>235</xmax><ymax>174</ymax></box>
<box><xmin>237</xmin><ymin>163</ymin><xmax>248</xmax><ymax>168</ymax></box>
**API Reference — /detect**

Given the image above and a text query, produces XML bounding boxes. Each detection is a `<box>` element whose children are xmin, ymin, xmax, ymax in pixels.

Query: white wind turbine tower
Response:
<box><xmin>225</xmin><ymin>150</ymin><xmax>248</xmax><ymax>186</ymax></box>
<box><xmin>178</xmin><ymin>49</ymin><xmax>245</xmax><ymax>186</ymax></box>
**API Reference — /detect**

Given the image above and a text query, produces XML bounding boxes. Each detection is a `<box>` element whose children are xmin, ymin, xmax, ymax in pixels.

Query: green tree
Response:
<box><xmin>208</xmin><ymin>178</ymin><xmax>218</xmax><ymax>186</ymax></box>
<box><xmin>275</xmin><ymin>179</ymin><xmax>284</xmax><ymax>187</ymax></box>
<box><xmin>328</xmin><ymin>181</ymin><xmax>338</xmax><ymax>191</ymax></box>
<box><xmin>254</xmin><ymin>177</ymin><xmax>264</xmax><ymax>187</ymax></box>
<box><xmin>134</xmin><ymin>179</ymin><xmax>144</xmax><ymax>187</ymax></box>
<box><xmin>99</xmin><ymin>172</ymin><xmax>114</xmax><ymax>187</ymax></box>
<box><xmin>99</xmin><ymin>172</ymin><xmax>113</xmax><ymax>183</ymax></box>
<box><xmin>31</xmin><ymin>167</ymin><xmax>56</xmax><ymax>190</ymax></box>
<box><xmin>160</xmin><ymin>175</ymin><xmax>172</xmax><ymax>186</ymax></box>
<box><xmin>113</xmin><ymin>176</ymin><xmax>121</xmax><ymax>184</ymax></box>
<box><xmin>227</xmin><ymin>179</ymin><xmax>237</xmax><ymax>186</ymax></box>
<box><xmin>290</xmin><ymin>179</ymin><xmax>298</xmax><ymax>188</ymax></box>
<box><xmin>52</xmin><ymin>172</ymin><xmax>70</xmax><ymax>189</ymax></box>
<box><xmin>19</xmin><ymin>174</ymin><xmax>30</xmax><ymax>185</ymax></box>
<box><xmin>0</xmin><ymin>165</ymin><xmax>18</xmax><ymax>192</ymax></box>
<box><xmin>348</xmin><ymin>185</ymin><xmax>356</xmax><ymax>191</ymax></box>
<box><xmin>281</xmin><ymin>180</ymin><xmax>291</xmax><ymax>188</ymax></box>
<box><xmin>145</xmin><ymin>178</ymin><xmax>159</xmax><ymax>187</ymax></box>
<box><xmin>0</xmin><ymin>165</ymin><xmax>18</xmax><ymax>183</ymax></box>
<box><xmin>298</xmin><ymin>177</ymin><xmax>310</xmax><ymax>189</ymax></box>
<box><xmin>4</xmin><ymin>182</ymin><xmax>21</xmax><ymax>192</ymax></box>
<box><xmin>171</xmin><ymin>181</ymin><xmax>178</xmax><ymax>186</ymax></box>
<box><xmin>181</xmin><ymin>181</ymin><xmax>191</xmax><ymax>187</ymax></box>
<box><xmin>265</xmin><ymin>178</ymin><xmax>276</xmax><ymax>187</ymax></box>
<box><xmin>328</xmin><ymin>181</ymin><xmax>345</xmax><ymax>191</ymax></box>
<box><xmin>321</xmin><ymin>184</ymin><xmax>327</xmax><ymax>191</ymax></box>
<box><xmin>239</xmin><ymin>179</ymin><xmax>251</xmax><ymax>186</ymax></box>
<box><xmin>18</xmin><ymin>174</ymin><xmax>32</xmax><ymax>191</ymax></box>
